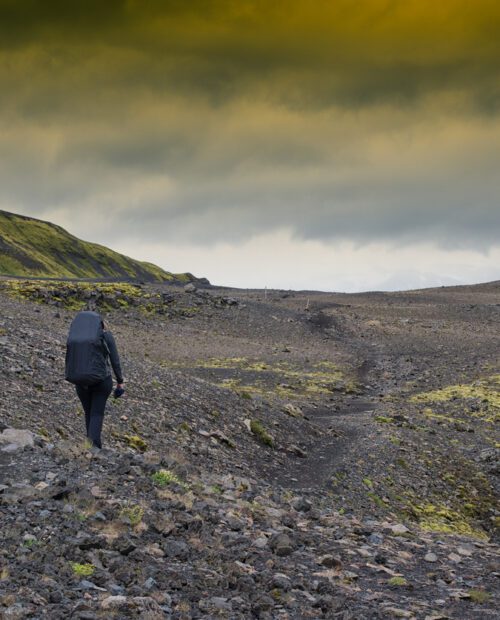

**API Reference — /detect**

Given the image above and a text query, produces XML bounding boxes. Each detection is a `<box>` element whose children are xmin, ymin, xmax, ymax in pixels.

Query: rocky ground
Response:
<box><xmin>0</xmin><ymin>279</ymin><xmax>498</xmax><ymax>619</ymax></box>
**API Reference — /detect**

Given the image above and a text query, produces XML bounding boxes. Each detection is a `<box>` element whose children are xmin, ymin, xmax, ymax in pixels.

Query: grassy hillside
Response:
<box><xmin>0</xmin><ymin>210</ymin><xmax>193</xmax><ymax>282</ymax></box>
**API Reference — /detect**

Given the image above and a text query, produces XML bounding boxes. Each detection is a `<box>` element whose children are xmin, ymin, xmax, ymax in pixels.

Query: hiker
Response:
<box><xmin>65</xmin><ymin>311</ymin><xmax>124</xmax><ymax>449</ymax></box>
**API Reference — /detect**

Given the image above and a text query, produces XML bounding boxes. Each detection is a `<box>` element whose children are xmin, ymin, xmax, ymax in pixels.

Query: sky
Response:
<box><xmin>0</xmin><ymin>0</ymin><xmax>499</xmax><ymax>291</ymax></box>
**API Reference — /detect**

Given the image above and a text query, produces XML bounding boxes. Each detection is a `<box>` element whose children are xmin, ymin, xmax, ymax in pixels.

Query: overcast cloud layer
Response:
<box><xmin>0</xmin><ymin>1</ymin><xmax>499</xmax><ymax>289</ymax></box>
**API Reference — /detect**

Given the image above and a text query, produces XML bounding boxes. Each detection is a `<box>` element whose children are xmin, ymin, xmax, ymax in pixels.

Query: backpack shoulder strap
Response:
<box><xmin>102</xmin><ymin>332</ymin><xmax>111</xmax><ymax>357</ymax></box>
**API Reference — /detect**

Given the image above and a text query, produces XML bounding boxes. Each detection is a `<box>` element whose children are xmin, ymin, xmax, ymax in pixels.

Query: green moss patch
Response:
<box><xmin>468</xmin><ymin>589</ymin><xmax>491</xmax><ymax>603</ymax></box>
<box><xmin>250</xmin><ymin>420</ymin><xmax>274</xmax><ymax>447</ymax></box>
<box><xmin>374</xmin><ymin>415</ymin><xmax>394</xmax><ymax>424</ymax></box>
<box><xmin>411</xmin><ymin>375</ymin><xmax>500</xmax><ymax>423</ymax></box>
<box><xmin>166</xmin><ymin>357</ymin><xmax>357</xmax><ymax>403</ymax></box>
<box><xmin>70</xmin><ymin>562</ymin><xmax>95</xmax><ymax>577</ymax></box>
<box><xmin>406</xmin><ymin>502</ymin><xmax>489</xmax><ymax>541</ymax></box>
<box><xmin>388</xmin><ymin>576</ymin><xmax>407</xmax><ymax>586</ymax></box>
<box><xmin>122</xmin><ymin>434</ymin><xmax>148</xmax><ymax>452</ymax></box>
<box><xmin>151</xmin><ymin>469</ymin><xmax>189</xmax><ymax>489</ymax></box>
<box><xmin>119</xmin><ymin>504</ymin><xmax>144</xmax><ymax>526</ymax></box>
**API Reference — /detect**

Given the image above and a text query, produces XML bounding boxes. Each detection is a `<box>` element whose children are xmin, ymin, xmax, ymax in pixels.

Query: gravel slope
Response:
<box><xmin>0</xmin><ymin>281</ymin><xmax>498</xmax><ymax>619</ymax></box>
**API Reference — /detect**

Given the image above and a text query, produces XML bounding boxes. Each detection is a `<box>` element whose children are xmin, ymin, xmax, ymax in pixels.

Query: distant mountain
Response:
<box><xmin>0</xmin><ymin>210</ymin><xmax>199</xmax><ymax>283</ymax></box>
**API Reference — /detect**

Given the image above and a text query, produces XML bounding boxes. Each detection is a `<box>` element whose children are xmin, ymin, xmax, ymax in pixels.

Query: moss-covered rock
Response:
<box><xmin>250</xmin><ymin>420</ymin><xmax>274</xmax><ymax>448</ymax></box>
<box><xmin>123</xmin><ymin>434</ymin><xmax>148</xmax><ymax>452</ymax></box>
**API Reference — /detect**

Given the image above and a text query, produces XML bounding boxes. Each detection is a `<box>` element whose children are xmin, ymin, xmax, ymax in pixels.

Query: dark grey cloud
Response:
<box><xmin>0</xmin><ymin>0</ymin><xmax>499</xmax><ymax>257</ymax></box>
<box><xmin>1</xmin><ymin>0</ymin><xmax>499</xmax><ymax>113</ymax></box>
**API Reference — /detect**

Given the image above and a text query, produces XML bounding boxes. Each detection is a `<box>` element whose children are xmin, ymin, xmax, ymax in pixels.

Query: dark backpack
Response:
<box><xmin>65</xmin><ymin>311</ymin><xmax>109</xmax><ymax>386</ymax></box>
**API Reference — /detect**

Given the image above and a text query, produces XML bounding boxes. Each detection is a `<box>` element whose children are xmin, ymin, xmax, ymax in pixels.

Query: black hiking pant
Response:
<box><xmin>76</xmin><ymin>376</ymin><xmax>113</xmax><ymax>449</ymax></box>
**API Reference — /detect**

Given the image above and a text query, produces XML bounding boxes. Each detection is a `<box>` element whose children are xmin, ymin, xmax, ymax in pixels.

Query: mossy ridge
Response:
<box><xmin>0</xmin><ymin>279</ymin><xmax>178</xmax><ymax>314</ymax></box>
<box><xmin>1</xmin><ymin>279</ymin><xmax>143</xmax><ymax>310</ymax></box>
<box><xmin>0</xmin><ymin>209</ymin><xmax>189</xmax><ymax>281</ymax></box>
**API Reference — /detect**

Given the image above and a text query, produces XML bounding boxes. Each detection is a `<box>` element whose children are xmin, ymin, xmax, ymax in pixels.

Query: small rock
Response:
<box><xmin>0</xmin><ymin>428</ymin><xmax>35</xmax><ymax>451</ymax></box>
<box><xmin>209</xmin><ymin>597</ymin><xmax>232</xmax><ymax>611</ymax></box>
<box><xmin>384</xmin><ymin>608</ymin><xmax>413</xmax><ymax>618</ymax></box>
<box><xmin>251</xmin><ymin>594</ymin><xmax>274</xmax><ymax>615</ymax></box>
<box><xmin>425</xmin><ymin>552</ymin><xmax>438</xmax><ymax>563</ymax></box>
<box><xmin>49</xmin><ymin>591</ymin><xmax>63</xmax><ymax>603</ymax></box>
<box><xmin>112</xmin><ymin>536</ymin><xmax>136</xmax><ymax>556</ymax></box>
<box><xmin>272</xmin><ymin>573</ymin><xmax>292</xmax><ymax>590</ymax></box>
<box><xmin>272</xmin><ymin>533</ymin><xmax>294</xmax><ymax>557</ymax></box>
<box><xmin>243</xmin><ymin>419</ymin><xmax>252</xmax><ymax>433</ymax></box>
<box><xmin>210</xmin><ymin>430</ymin><xmax>235</xmax><ymax>448</ymax></box>
<box><xmin>79</xmin><ymin>580</ymin><xmax>98</xmax><ymax>590</ymax></box>
<box><xmin>289</xmin><ymin>444</ymin><xmax>307</xmax><ymax>458</ymax></box>
<box><xmin>254</xmin><ymin>536</ymin><xmax>268</xmax><ymax>549</ymax></box>
<box><xmin>143</xmin><ymin>577</ymin><xmax>156</xmax><ymax>590</ymax></box>
<box><xmin>131</xmin><ymin>597</ymin><xmax>164</xmax><ymax>614</ymax></box>
<box><xmin>291</xmin><ymin>496</ymin><xmax>312</xmax><ymax>512</ymax></box>
<box><xmin>283</xmin><ymin>403</ymin><xmax>303</xmax><ymax>418</ymax></box>
<box><xmin>391</xmin><ymin>524</ymin><xmax>409</xmax><ymax>535</ymax></box>
<box><xmin>100</xmin><ymin>596</ymin><xmax>128</xmax><ymax>610</ymax></box>
<box><xmin>163</xmin><ymin>539</ymin><xmax>190</xmax><ymax>559</ymax></box>
<box><xmin>90</xmin><ymin>486</ymin><xmax>106</xmax><ymax>499</ymax></box>
<box><xmin>368</xmin><ymin>533</ymin><xmax>384</xmax><ymax>545</ymax></box>
<box><xmin>142</xmin><ymin>450</ymin><xmax>161</xmax><ymax>464</ymax></box>
<box><xmin>318</xmin><ymin>554</ymin><xmax>342</xmax><ymax>568</ymax></box>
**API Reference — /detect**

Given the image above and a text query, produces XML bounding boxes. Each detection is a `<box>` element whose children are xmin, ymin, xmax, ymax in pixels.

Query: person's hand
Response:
<box><xmin>114</xmin><ymin>385</ymin><xmax>125</xmax><ymax>399</ymax></box>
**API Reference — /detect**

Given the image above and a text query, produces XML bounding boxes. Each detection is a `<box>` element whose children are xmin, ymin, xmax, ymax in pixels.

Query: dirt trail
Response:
<box><xmin>277</xmin><ymin>406</ymin><xmax>377</xmax><ymax>491</ymax></box>
<box><xmin>282</xmin><ymin>308</ymin><xmax>388</xmax><ymax>490</ymax></box>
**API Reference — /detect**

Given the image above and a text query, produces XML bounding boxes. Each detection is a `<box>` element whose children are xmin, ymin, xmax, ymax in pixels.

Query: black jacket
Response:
<box><xmin>103</xmin><ymin>331</ymin><xmax>123</xmax><ymax>384</ymax></box>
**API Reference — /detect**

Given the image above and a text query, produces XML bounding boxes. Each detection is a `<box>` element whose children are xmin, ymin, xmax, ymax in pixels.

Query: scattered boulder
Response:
<box><xmin>0</xmin><ymin>428</ymin><xmax>35</xmax><ymax>451</ymax></box>
<box><xmin>283</xmin><ymin>403</ymin><xmax>303</xmax><ymax>418</ymax></box>
<box><xmin>270</xmin><ymin>533</ymin><xmax>295</xmax><ymax>557</ymax></box>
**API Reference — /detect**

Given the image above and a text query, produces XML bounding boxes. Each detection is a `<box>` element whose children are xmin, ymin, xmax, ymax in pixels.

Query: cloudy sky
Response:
<box><xmin>1</xmin><ymin>0</ymin><xmax>499</xmax><ymax>291</ymax></box>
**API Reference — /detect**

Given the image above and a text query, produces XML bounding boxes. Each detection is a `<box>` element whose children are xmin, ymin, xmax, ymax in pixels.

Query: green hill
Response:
<box><xmin>0</xmin><ymin>210</ymin><xmax>196</xmax><ymax>283</ymax></box>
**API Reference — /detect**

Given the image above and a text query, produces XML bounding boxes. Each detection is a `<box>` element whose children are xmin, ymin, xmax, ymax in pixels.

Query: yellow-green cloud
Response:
<box><xmin>0</xmin><ymin>0</ymin><xmax>499</xmax><ymax>252</ymax></box>
<box><xmin>1</xmin><ymin>0</ymin><xmax>499</xmax><ymax>109</ymax></box>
